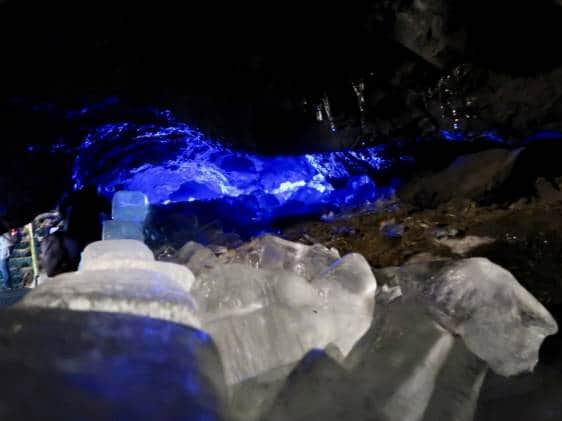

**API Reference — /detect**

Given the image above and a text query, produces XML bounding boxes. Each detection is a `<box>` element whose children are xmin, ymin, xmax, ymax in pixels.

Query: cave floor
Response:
<box><xmin>284</xmin><ymin>198</ymin><xmax>562</xmax><ymax>309</ymax></box>
<box><xmin>284</xmin><ymin>197</ymin><xmax>562</xmax><ymax>351</ymax></box>
<box><xmin>284</xmin><ymin>197</ymin><xmax>562</xmax><ymax>420</ymax></box>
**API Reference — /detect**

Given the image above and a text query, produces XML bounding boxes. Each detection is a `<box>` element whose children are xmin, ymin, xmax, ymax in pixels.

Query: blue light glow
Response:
<box><xmin>440</xmin><ymin>129</ymin><xmax>506</xmax><ymax>144</ymax></box>
<box><xmin>440</xmin><ymin>130</ymin><xmax>466</xmax><ymax>142</ymax></box>
<box><xmin>524</xmin><ymin>130</ymin><xmax>562</xmax><ymax>141</ymax></box>
<box><xmin>69</xmin><ymin>115</ymin><xmax>397</xmax><ymax>229</ymax></box>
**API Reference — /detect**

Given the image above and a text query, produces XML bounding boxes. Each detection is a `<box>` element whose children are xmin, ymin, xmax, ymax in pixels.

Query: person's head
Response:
<box><xmin>9</xmin><ymin>228</ymin><xmax>20</xmax><ymax>242</ymax></box>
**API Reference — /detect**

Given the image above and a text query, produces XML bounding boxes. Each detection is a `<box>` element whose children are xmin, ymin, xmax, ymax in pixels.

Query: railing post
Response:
<box><xmin>26</xmin><ymin>223</ymin><xmax>39</xmax><ymax>288</ymax></box>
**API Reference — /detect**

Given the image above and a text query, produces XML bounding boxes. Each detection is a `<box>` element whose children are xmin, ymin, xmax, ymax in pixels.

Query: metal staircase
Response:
<box><xmin>0</xmin><ymin>212</ymin><xmax>61</xmax><ymax>308</ymax></box>
<box><xmin>8</xmin><ymin>227</ymin><xmax>35</xmax><ymax>288</ymax></box>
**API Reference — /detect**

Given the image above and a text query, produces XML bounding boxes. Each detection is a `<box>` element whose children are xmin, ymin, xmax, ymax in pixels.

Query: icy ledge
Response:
<box><xmin>11</xmin><ymin>237</ymin><xmax>558</xmax><ymax>420</ymax></box>
<box><xmin>18</xmin><ymin>240</ymin><xmax>199</xmax><ymax>328</ymax></box>
<box><xmin>18</xmin><ymin>238</ymin><xmax>557</xmax><ymax>382</ymax></box>
<box><xmin>375</xmin><ymin>258</ymin><xmax>559</xmax><ymax>376</ymax></box>
<box><xmin>18</xmin><ymin>237</ymin><xmax>377</xmax><ymax>385</ymax></box>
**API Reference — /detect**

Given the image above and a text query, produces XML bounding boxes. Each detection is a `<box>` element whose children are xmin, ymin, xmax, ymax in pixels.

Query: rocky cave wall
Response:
<box><xmin>0</xmin><ymin>0</ymin><xmax>562</xmax><ymax>226</ymax></box>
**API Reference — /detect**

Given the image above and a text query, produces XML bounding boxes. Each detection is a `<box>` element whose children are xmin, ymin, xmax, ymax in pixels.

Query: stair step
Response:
<box><xmin>9</xmin><ymin>268</ymin><xmax>34</xmax><ymax>286</ymax></box>
<box><xmin>8</xmin><ymin>257</ymin><xmax>33</xmax><ymax>270</ymax></box>
<box><xmin>9</xmin><ymin>256</ymin><xmax>32</xmax><ymax>261</ymax></box>
<box><xmin>11</xmin><ymin>248</ymin><xmax>31</xmax><ymax>258</ymax></box>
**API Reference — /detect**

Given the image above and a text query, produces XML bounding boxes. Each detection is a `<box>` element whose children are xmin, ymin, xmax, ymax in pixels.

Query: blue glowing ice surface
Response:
<box><xmin>71</xmin><ymin>117</ymin><xmax>398</xmax><ymax>231</ymax></box>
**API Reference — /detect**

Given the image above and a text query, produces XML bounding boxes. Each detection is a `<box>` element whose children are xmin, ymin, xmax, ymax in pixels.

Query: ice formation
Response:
<box><xmin>102</xmin><ymin>190</ymin><xmax>149</xmax><ymax>241</ymax></box>
<box><xmin>19</xmin><ymin>240</ymin><xmax>199</xmax><ymax>327</ymax></box>
<box><xmin>232</xmin><ymin>289</ymin><xmax>489</xmax><ymax>421</ymax></box>
<box><xmin>188</xmin><ymin>236</ymin><xmax>377</xmax><ymax>384</ymax></box>
<box><xmin>110</xmin><ymin>190</ymin><xmax>149</xmax><ymax>222</ymax></box>
<box><xmin>12</xmin><ymin>237</ymin><xmax>559</xmax><ymax>421</ymax></box>
<box><xmin>70</xmin><ymin>118</ymin><xmax>398</xmax><ymax>230</ymax></box>
<box><xmin>375</xmin><ymin>258</ymin><xmax>559</xmax><ymax>376</ymax></box>
<box><xmin>426</xmin><ymin>259</ymin><xmax>558</xmax><ymax>376</ymax></box>
<box><xmin>0</xmin><ymin>308</ymin><xmax>228</xmax><ymax>420</ymax></box>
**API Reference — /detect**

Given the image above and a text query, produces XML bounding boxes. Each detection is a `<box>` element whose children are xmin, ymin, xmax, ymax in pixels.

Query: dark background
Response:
<box><xmin>1</xmin><ymin>0</ymin><xmax>562</xmax><ymax>152</ymax></box>
<box><xmin>1</xmin><ymin>1</ymin><xmax>561</xmax><ymax>96</ymax></box>
<box><xmin>1</xmin><ymin>0</ymin><xmax>562</xmax><ymax>227</ymax></box>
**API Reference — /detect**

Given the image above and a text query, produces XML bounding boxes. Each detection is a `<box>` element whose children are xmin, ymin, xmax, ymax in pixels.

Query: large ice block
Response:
<box><xmin>261</xmin><ymin>350</ymin><xmax>357</xmax><ymax>421</ymax></box>
<box><xmin>80</xmin><ymin>240</ymin><xmax>195</xmax><ymax>290</ymax></box>
<box><xmin>221</xmin><ymin>234</ymin><xmax>341</xmax><ymax>280</ymax></box>
<box><xmin>234</xmin><ymin>288</ymin><xmax>488</xmax><ymax>421</ymax></box>
<box><xmin>19</xmin><ymin>240</ymin><xmax>198</xmax><ymax>327</ymax></box>
<box><xmin>346</xmin><ymin>298</ymin><xmax>488</xmax><ymax>421</ymax></box>
<box><xmin>111</xmin><ymin>190</ymin><xmax>149</xmax><ymax>222</ymax></box>
<box><xmin>18</xmin><ymin>269</ymin><xmax>200</xmax><ymax>328</ymax></box>
<box><xmin>102</xmin><ymin>220</ymin><xmax>145</xmax><ymax>241</ymax></box>
<box><xmin>190</xmin><ymin>242</ymin><xmax>376</xmax><ymax>385</ymax></box>
<box><xmin>425</xmin><ymin>258</ymin><xmax>558</xmax><ymax>376</ymax></box>
<box><xmin>236</xmin><ymin>297</ymin><xmax>487</xmax><ymax>421</ymax></box>
<box><xmin>102</xmin><ymin>190</ymin><xmax>149</xmax><ymax>241</ymax></box>
<box><xmin>376</xmin><ymin>258</ymin><xmax>558</xmax><ymax>376</ymax></box>
<box><xmin>81</xmin><ymin>239</ymin><xmax>154</xmax><ymax>265</ymax></box>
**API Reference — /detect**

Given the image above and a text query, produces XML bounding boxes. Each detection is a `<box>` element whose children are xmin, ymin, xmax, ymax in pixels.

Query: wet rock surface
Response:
<box><xmin>400</xmin><ymin>148</ymin><xmax>523</xmax><ymax>208</ymax></box>
<box><xmin>0</xmin><ymin>307</ymin><xmax>228</xmax><ymax>421</ymax></box>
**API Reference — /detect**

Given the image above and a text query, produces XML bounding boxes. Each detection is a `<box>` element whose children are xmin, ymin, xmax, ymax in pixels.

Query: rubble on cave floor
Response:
<box><xmin>284</xmin><ymin>198</ymin><xmax>562</xmax><ymax>298</ymax></box>
<box><xmin>281</xmin><ymin>196</ymin><xmax>562</xmax><ymax>421</ymax></box>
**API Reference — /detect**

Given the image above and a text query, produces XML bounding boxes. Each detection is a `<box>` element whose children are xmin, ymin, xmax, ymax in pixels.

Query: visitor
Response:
<box><xmin>39</xmin><ymin>231</ymin><xmax>81</xmax><ymax>278</ymax></box>
<box><xmin>38</xmin><ymin>185</ymin><xmax>110</xmax><ymax>278</ymax></box>
<box><xmin>58</xmin><ymin>185</ymin><xmax>111</xmax><ymax>249</ymax></box>
<box><xmin>0</xmin><ymin>231</ymin><xmax>14</xmax><ymax>290</ymax></box>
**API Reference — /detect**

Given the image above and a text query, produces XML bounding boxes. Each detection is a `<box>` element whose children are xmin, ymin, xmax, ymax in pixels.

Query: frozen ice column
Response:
<box><xmin>102</xmin><ymin>191</ymin><xmax>149</xmax><ymax>241</ymax></box>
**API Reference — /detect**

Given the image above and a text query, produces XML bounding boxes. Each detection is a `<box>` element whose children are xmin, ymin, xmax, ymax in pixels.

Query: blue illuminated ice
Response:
<box><xmin>102</xmin><ymin>191</ymin><xmax>149</xmax><ymax>241</ymax></box>
<box><xmin>71</xmin><ymin>116</ymin><xmax>397</xmax><ymax>228</ymax></box>
<box><xmin>111</xmin><ymin>190</ymin><xmax>149</xmax><ymax>222</ymax></box>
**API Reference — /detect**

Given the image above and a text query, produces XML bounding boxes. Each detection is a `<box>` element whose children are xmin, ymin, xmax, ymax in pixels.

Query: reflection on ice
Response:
<box><xmin>71</xmin><ymin>117</ymin><xmax>398</xmax><ymax>229</ymax></box>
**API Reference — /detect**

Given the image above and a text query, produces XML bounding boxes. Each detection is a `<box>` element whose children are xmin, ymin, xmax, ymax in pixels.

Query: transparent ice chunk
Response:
<box><xmin>22</xmin><ymin>240</ymin><xmax>197</xmax><ymax>326</ymax></box>
<box><xmin>223</xmin><ymin>234</ymin><xmax>341</xmax><ymax>280</ymax></box>
<box><xmin>111</xmin><ymin>190</ymin><xmax>149</xmax><ymax>222</ymax></box>
<box><xmin>190</xmin><ymin>245</ymin><xmax>376</xmax><ymax>385</ymax></box>
<box><xmin>102</xmin><ymin>220</ymin><xmax>145</xmax><ymax>241</ymax></box>
<box><xmin>376</xmin><ymin>258</ymin><xmax>558</xmax><ymax>376</ymax></box>
<box><xmin>81</xmin><ymin>239</ymin><xmax>154</xmax><ymax>266</ymax></box>
<box><xmin>177</xmin><ymin>241</ymin><xmax>219</xmax><ymax>276</ymax></box>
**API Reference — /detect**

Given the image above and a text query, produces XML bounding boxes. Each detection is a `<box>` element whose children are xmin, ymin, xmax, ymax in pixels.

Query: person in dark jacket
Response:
<box><xmin>39</xmin><ymin>231</ymin><xmax>81</xmax><ymax>277</ymax></box>
<box><xmin>39</xmin><ymin>186</ymin><xmax>110</xmax><ymax>278</ymax></box>
<box><xmin>59</xmin><ymin>185</ymin><xmax>111</xmax><ymax>249</ymax></box>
